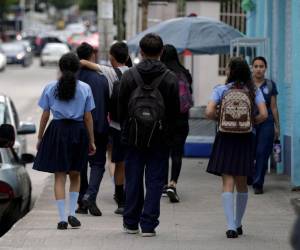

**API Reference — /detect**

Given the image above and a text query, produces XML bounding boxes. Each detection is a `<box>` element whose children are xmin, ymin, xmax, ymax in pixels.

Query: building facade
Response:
<box><xmin>126</xmin><ymin>0</ymin><xmax>245</xmax><ymax>107</ymax></box>
<box><xmin>246</xmin><ymin>0</ymin><xmax>300</xmax><ymax>186</ymax></box>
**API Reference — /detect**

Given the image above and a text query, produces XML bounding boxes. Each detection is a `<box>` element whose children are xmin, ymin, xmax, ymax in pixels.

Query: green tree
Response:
<box><xmin>78</xmin><ymin>0</ymin><xmax>97</xmax><ymax>11</ymax></box>
<box><xmin>48</xmin><ymin>0</ymin><xmax>75</xmax><ymax>10</ymax></box>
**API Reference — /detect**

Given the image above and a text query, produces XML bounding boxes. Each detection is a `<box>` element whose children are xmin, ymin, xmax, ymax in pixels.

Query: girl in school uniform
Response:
<box><xmin>206</xmin><ymin>58</ymin><xmax>268</xmax><ymax>238</ymax></box>
<box><xmin>33</xmin><ymin>52</ymin><xmax>96</xmax><ymax>230</ymax></box>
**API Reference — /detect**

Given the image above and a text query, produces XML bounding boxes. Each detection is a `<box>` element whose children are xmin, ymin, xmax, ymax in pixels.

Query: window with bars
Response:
<box><xmin>219</xmin><ymin>0</ymin><xmax>246</xmax><ymax>76</ymax></box>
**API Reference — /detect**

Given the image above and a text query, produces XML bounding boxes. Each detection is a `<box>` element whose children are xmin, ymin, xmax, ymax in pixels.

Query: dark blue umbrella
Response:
<box><xmin>127</xmin><ymin>16</ymin><xmax>245</xmax><ymax>55</ymax></box>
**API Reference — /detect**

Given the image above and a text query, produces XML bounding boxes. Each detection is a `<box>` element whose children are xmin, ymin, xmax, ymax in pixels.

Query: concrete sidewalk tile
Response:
<box><xmin>0</xmin><ymin>158</ymin><xmax>296</xmax><ymax>250</ymax></box>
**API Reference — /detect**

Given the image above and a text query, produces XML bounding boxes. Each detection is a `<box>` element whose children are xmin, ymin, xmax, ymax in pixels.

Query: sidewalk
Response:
<box><xmin>0</xmin><ymin>159</ymin><xmax>297</xmax><ymax>250</ymax></box>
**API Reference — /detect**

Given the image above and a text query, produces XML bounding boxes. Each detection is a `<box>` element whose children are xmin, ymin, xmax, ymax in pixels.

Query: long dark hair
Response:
<box><xmin>160</xmin><ymin>44</ymin><xmax>192</xmax><ymax>85</ymax></box>
<box><xmin>56</xmin><ymin>53</ymin><xmax>80</xmax><ymax>101</ymax></box>
<box><xmin>226</xmin><ymin>57</ymin><xmax>256</xmax><ymax>102</ymax></box>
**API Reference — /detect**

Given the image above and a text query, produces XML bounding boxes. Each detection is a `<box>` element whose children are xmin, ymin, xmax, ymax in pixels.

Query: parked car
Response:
<box><xmin>0</xmin><ymin>49</ymin><xmax>7</xmax><ymax>71</ymax></box>
<box><xmin>40</xmin><ymin>43</ymin><xmax>70</xmax><ymax>66</ymax></box>
<box><xmin>34</xmin><ymin>35</ymin><xmax>64</xmax><ymax>56</ymax></box>
<box><xmin>0</xmin><ymin>42</ymin><xmax>33</xmax><ymax>67</ymax></box>
<box><xmin>0</xmin><ymin>95</ymin><xmax>36</xmax><ymax>236</ymax></box>
<box><xmin>0</xmin><ymin>95</ymin><xmax>36</xmax><ymax>157</ymax></box>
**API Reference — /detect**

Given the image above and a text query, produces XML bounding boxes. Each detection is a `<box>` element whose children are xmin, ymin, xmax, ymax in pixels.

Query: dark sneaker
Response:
<box><xmin>114</xmin><ymin>203</ymin><xmax>125</xmax><ymax>215</ymax></box>
<box><xmin>226</xmin><ymin>230</ymin><xmax>238</xmax><ymax>238</ymax></box>
<box><xmin>162</xmin><ymin>185</ymin><xmax>168</xmax><ymax>197</ymax></box>
<box><xmin>123</xmin><ymin>224</ymin><xmax>139</xmax><ymax>234</ymax></box>
<box><xmin>141</xmin><ymin>229</ymin><xmax>156</xmax><ymax>237</ymax></box>
<box><xmin>237</xmin><ymin>226</ymin><xmax>243</xmax><ymax>235</ymax></box>
<box><xmin>167</xmin><ymin>186</ymin><xmax>180</xmax><ymax>203</ymax></box>
<box><xmin>82</xmin><ymin>199</ymin><xmax>102</xmax><ymax>216</ymax></box>
<box><xmin>68</xmin><ymin>216</ymin><xmax>81</xmax><ymax>228</ymax></box>
<box><xmin>75</xmin><ymin>205</ymin><xmax>88</xmax><ymax>214</ymax></box>
<box><xmin>254</xmin><ymin>187</ymin><xmax>264</xmax><ymax>195</ymax></box>
<box><xmin>57</xmin><ymin>221</ymin><xmax>68</xmax><ymax>230</ymax></box>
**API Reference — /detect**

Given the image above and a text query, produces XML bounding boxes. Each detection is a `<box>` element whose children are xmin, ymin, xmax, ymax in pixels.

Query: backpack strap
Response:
<box><xmin>131</xmin><ymin>67</ymin><xmax>170</xmax><ymax>89</ymax></box>
<box><xmin>266</xmin><ymin>79</ymin><xmax>273</xmax><ymax>94</ymax></box>
<box><xmin>113</xmin><ymin>67</ymin><xmax>123</xmax><ymax>81</ymax></box>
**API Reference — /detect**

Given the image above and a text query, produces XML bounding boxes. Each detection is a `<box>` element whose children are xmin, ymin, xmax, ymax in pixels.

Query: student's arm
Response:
<box><xmin>36</xmin><ymin>110</ymin><xmax>50</xmax><ymax>150</ymax></box>
<box><xmin>254</xmin><ymin>102</ymin><xmax>268</xmax><ymax>124</ymax></box>
<box><xmin>271</xmin><ymin>95</ymin><xmax>280</xmax><ymax>139</ymax></box>
<box><xmin>80</xmin><ymin>59</ymin><xmax>101</xmax><ymax>72</ymax></box>
<box><xmin>84</xmin><ymin>111</ymin><xmax>96</xmax><ymax>155</ymax></box>
<box><xmin>206</xmin><ymin>101</ymin><xmax>218</xmax><ymax>120</ymax></box>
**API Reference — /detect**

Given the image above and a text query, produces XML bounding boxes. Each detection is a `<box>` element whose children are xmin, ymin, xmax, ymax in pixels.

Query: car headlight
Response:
<box><xmin>16</xmin><ymin>52</ymin><xmax>25</xmax><ymax>60</ymax></box>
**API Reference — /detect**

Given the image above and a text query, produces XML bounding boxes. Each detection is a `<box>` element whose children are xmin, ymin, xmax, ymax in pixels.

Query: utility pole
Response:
<box><xmin>113</xmin><ymin>0</ymin><xmax>126</xmax><ymax>41</ymax></box>
<box><xmin>141</xmin><ymin>0</ymin><xmax>149</xmax><ymax>31</ymax></box>
<box><xmin>97</xmin><ymin>0</ymin><xmax>114</xmax><ymax>62</ymax></box>
<box><xmin>176</xmin><ymin>0</ymin><xmax>186</xmax><ymax>17</ymax></box>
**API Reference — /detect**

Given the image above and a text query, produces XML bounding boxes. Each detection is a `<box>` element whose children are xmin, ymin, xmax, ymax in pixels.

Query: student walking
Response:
<box><xmin>160</xmin><ymin>44</ymin><xmax>193</xmax><ymax>203</ymax></box>
<box><xmin>76</xmin><ymin>42</ymin><xmax>110</xmax><ymax>216</ymax></box>
<box><xmin>251</xmin><ymin>56</ymin><xmax>280</xmax><ymax>194</ymax></box>
<box><xmin>33</xmin><ymin>52</ymin><xmax>96</xmax><ymax>230</ymax></box>
<box><xmin>80</xmin><ymin>42</ymin><xmax>130</xmax><ymax>214</ymax></box>
<box><xmin>206</xmin><ymin>57</ymin><xmax>267</xmax><ymax>238</ymax></box>
<box><xmin>119</xmin><ymin>34</ymin><xmax>180</xmax><ymax>236</ymax></box>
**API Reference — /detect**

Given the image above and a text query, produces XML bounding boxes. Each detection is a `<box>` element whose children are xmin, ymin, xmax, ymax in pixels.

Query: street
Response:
<box><xmin>0</xmin><ymin>59</ymin><xmax>55</xmax><ymax>207</ymax></box>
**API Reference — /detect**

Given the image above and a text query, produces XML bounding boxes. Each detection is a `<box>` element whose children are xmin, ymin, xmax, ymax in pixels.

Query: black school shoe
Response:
<box><xmin>114</xmin><ymin>203</ymin><xmax>125</xmax><ymax>215</ymax></box>
<box><xmin>226</xmin><ymin>230</ymin><xmax>238</xmax><ymax>238</ymax></box>
<box><xmin>167</xmin><ymin>186</ymin><xmax>180</xmax><ymax>203</ymax></box>
<box><xmin>57</xmin><ymin>221</ymin><xmax>68</xmax><ymax>230</ymax></box>
<box><xmin>75</xmin><ymin>205</ymin><xmax>88</xmax><ymax>214</ymax></box>
<box><xmin>237</xmin><ymin>226</ymin><xmax>243</xmax><ymax>235</ymax></box>
<box><xmin>68</xmin><ymin>216</ymin><xmax>81</xmax><ymax>228</ymax></box>
<box><xmin>82</xmin><ymin>199</ymin><xmax>102</xmax><ymax>216</ymax></box>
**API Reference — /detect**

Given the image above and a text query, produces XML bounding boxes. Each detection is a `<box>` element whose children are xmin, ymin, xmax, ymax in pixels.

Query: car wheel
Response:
<box><xmin>0</xmin><ymin>66</ymin><xmax>5</xmax><ymax>72</ymax></box>
<box><xmin>0</xmin><ymin>200</ymin><xmax>22</xmax><ymax>236</ymax></box>
<box><xmin>40</xmin><ymin>61</ymin><xmax>45</xmax><ymax>67</ymax></box>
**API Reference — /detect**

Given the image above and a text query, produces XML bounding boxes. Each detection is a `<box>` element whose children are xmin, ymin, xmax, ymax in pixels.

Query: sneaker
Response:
<box><xmin>57</xmin><ymin>221</ymin><xmax>68</xmax><ymax>230</ymax></box>
<box><xmin>162</xmin><ymin>185</ymin><xmax>168</xmax><ymax>197</ymax></box>
<box><xmin>67</xmin><ymin>216</ymin><xmax>81</xmax><ymax>228</ymax></box>
<box><xmin>167</xmin><ymin>186</ymin><xmax>180</xmax><ymax>203</ymax></box>
<box><xmin>254</xmin><ymin>187</ymin><xmax>264</xmax><ymax>195</ymax></box>
<box><xmin>123</xmin><ymin>224</ymin><xmax>139</xmax><ymax>234</ymax></box>
<box><xmin>141</xmin><ymin>230</ymin><xmax>156</xmax><ymax>237</ymax></box>
<box><xmin>82</xmin><ymin>199</ymin><xmax>102</xmax><ymax>216</ymax></box>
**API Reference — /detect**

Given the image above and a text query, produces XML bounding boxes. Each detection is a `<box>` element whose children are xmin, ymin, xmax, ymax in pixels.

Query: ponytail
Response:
<box><xmin>55</xmin><ymin>53</ymin><xmax>80</xmax><ymax>101</ymax></box>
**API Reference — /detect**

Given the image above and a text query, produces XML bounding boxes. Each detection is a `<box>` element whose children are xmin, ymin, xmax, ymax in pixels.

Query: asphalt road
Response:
<box><xmin>0</xmin><ymin>59</ymin><xmax>57</xmax><ymax>208</ymax></box>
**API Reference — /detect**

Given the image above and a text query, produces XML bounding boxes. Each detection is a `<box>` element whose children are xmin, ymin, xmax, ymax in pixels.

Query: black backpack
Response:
<box><xmin>127</xmin><ymin>67</ymin><xmax>169</xmax><ymax>148</ymax></box>
<box><xmin>109</xmin><ymin>67</ymin><xmax>123</xmax><ymax>122</ymax></box>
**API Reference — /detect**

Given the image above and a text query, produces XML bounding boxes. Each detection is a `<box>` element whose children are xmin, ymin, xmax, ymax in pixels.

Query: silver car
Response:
<box><xmin>0</xmin><ymin>95</ymin><xmax>36</xmax><ymax>236</ymax></box>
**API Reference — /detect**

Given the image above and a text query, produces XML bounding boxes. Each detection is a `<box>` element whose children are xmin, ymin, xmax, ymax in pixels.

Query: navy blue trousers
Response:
<box><xmin>123</xmin><ymin>145</ymin><xmax>168</xmax><ymax>231</ymax></box>
<box><xmin>253</xmin><ymin>121</ymin><xmax>274</xmax><ymax>189</ymax></box>
<box><xmin>79</xmin><ymin>133</ymin><xmax>108</xmax><ymax>203</ymax></box>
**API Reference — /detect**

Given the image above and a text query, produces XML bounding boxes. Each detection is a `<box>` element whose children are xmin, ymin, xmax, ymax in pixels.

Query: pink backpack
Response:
<box><xmin>177</xmin><ymin>72</ymin><xmax>193</xmax><ymax>113</ymax></box>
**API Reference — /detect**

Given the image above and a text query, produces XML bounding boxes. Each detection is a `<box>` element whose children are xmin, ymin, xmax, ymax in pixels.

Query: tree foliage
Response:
<box><xmin>78</xmin><ymin>0</ymin><xmax>97</xmax><ymax>11</ymax></box>
<box><xmin>47</xmin><ymin>0</ymin><xmax>75</xmax><ymax>10</ymax></box>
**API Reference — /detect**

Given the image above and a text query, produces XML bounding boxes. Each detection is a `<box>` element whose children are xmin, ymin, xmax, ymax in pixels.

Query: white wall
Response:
<box><xmin>185</xmin><ymin>1</ymin><xmax>226</xmax><ymax>106</ymax></box>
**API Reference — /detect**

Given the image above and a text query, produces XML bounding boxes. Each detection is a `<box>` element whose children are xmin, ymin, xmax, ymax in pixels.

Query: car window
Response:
<box><xmin>10</xmin><ymin>100</ymin><xmax>19</xmax><ymax>129</ymax></box>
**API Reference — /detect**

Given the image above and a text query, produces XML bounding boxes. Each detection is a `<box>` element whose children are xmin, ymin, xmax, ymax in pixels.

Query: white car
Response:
<box><xmin>0</xmin><ymin>50</ymin><xmax>7</xmax><ymax>72</ymax></box>
<box><xmin>40</xmin><ymin>43</ymin><xmax>70</xmax><ymax>66</ymax></box>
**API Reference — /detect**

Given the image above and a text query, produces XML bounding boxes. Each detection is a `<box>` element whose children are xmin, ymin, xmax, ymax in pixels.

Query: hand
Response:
<box><xmin>88</xmin><ymin>142</ymin><xmax>96</xmax><ymax>156</ymax></box>
<box><xmin>36</xmin><ymin>139</ymin><xmax>42</xmax><ymax>151</ymax></box>
<box><xmin>80</xmin><ymin>59</ymin><xmax>87</xmax><ymax>67</ymax></box>
<box><xmin>274</xmin><ymin>126</ymin><xmax>280</xmax><ymax>140</ymax></box>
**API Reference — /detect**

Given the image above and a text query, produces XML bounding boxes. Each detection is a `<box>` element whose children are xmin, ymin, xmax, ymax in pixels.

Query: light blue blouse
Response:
<box><xmin>38</xmin><ymin>80</ymin><xmax>95</xmax><ymax>121</ymax></box>
<box><xmin>210</xmin><ymin>83</ymin><xmax>265</xmax><ymax>105</ymax></box>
